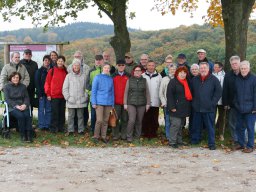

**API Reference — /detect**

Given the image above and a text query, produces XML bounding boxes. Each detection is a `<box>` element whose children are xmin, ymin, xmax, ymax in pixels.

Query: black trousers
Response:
<box><xmin>50</xmin><ymin>98</ymin><xmax>66</xmax><ymax>132</ymax></box>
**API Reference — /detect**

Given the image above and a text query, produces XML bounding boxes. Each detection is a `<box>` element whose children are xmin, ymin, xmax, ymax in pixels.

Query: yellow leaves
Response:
<box><xmin>60</xmin><ymin>140</ymin><xmax>69</xmax><ymax>147</ymax></box>
<box><xmin>213</xmin><ymin>159</ymin><xmax>221</xmax><ymax>163</ymax></box>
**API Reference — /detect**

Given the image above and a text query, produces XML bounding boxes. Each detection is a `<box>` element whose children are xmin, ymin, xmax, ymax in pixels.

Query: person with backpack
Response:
<box><xmin>44</xmin><ymin>55</ymin><xmax>67</xmax><ymax>133</ymax></box>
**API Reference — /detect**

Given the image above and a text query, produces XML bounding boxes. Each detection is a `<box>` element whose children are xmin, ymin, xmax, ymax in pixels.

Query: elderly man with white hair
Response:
<box><xmin>222</xmin><ymin>55</ymin><xmax>240</xmax><ymax>145</ymax></box>
<box><xmin>233</xmin><ymin>60</ymin><xmax>256</xmax><ymax>153</ymax></box>
<box><xmin>197</xmin><ymin>49</ymin><xmax>213</xmax><ymax>73</ymax></box>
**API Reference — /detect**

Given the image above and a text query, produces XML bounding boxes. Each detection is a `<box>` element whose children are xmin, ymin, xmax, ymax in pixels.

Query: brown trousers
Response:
<box><xmin>94</xmin><ymin>105</ymin><xmax>112</xmax><ymax>139</ymax></box>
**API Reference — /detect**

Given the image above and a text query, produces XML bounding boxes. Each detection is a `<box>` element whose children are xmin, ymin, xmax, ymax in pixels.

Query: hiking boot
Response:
<box><xmin>102</xmin><ymin>138</ymin><xmax>108</xmax><ymax>144</ymax></box>
<box><xmin>242</xmin><ymin>148</ymin><xmax>253</xmax><ymax>153</ymax></box>
<box><xmin>169</xmin><ymin>143</ymin><xmax>178</xmax><ymax>148</ymax></box>
<box><xmin>232</xmin><ymin>144</ymin><xmax>245</xmax><ymax>151</ymax></box>
<box><xmin>209</xmin><ymin>146</ymin><xmax>216</xmax><ymax>150</ymax></box>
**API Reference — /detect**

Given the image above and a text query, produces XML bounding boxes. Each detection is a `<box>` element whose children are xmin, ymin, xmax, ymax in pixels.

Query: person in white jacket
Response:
<box><xmin>63</xmin><ymin>59</ymin><xmax>88</xmax><ymax>135</ymax></box>
<box><xmin>213</xmin><ymin>61</ymin><xmax>225</xmax><ymax>141</ymax></box>
<box><xmin>142</xmin><ymin>60</ymin><xmax>162</xmax><ymax>138</ymax></box>
<box><xmin>159</xmin><ymin>63</ymin><xmax>177</xmax><ymax>141</ymax></box>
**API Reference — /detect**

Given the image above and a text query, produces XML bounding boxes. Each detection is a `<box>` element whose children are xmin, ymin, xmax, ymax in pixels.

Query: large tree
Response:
<box><xmin>0</xmin><ymin>0</ymin><xmax>131</xmax><ymax>60</ymax></box>
<box><xmin>155</xmin><ymin>0</ymin><xmax>256</xmax><ymax>70</ymax></box>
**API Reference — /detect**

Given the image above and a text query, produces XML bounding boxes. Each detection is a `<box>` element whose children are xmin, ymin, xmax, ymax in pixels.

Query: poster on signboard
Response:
<box><xmin>9</xmin><ymin>44</ymin><xmax>57</xmax><ymax>67</ymax></box>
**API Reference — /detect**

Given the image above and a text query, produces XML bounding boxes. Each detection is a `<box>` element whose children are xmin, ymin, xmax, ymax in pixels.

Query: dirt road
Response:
<box><xmin>0</xmin><ymin>146</ymin><xmax>255</xmax><ymax>192</ymax></box>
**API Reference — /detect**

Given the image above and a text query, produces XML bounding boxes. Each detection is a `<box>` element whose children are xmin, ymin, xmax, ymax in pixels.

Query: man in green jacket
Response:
<box><xmin>88</xmin><ymin>54</ymin><xmax>104</xmax><ymax>134</ymax></box>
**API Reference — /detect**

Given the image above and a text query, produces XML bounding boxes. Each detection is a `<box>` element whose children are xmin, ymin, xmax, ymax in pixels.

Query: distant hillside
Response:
<box><xmin>1</xmin><ymin>21</ymin><xmax>256</xmax><ymax>72</ymax></box>
<box><xmin>62</xmin><ymin>20</ymin><xmax>256</xmax><ymax>72</ymax></box>
<box><xmin>0</xmin><ymin>22</ymin><xmax>137</xmax><ymax>42</ymax></box>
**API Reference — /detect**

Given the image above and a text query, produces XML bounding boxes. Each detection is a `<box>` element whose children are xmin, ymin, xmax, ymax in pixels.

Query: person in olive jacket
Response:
<box><xmin>124</xmin><ymin>65</ymin><xmax>150</xmax><ymax>142</ymax></box>
<box><xmin>167</xmin><ymin>66</ymin><xmax>192</xmax><ymax>148</ymax></box>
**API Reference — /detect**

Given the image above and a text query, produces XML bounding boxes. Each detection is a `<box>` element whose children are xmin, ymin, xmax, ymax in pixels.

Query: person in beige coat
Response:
<box><xmin>159</xmin><ymin>63</ymin><xmax>177</xmax><ymax>141</ymax></box>
<box><xmin>63</xmin><ymin>59</ymin><xmax>88</xmax><ymax>135</ymax></box>
<box><xmin>0</xmin><ymin>52</ymin><xmax>30</xmax><ymax>91</ymax></box>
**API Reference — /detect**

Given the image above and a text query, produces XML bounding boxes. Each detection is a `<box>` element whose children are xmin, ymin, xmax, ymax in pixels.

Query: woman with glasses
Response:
<box><xmin>124</xmin><ymin>65</ymin><xmax>150</xmax><ymax>142</ymax></box>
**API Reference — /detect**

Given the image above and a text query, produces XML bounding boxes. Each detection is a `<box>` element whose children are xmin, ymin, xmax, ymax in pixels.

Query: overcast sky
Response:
<box><xmin>0</xmin><ymin>0</ymin><xmax>210</xmax><ymax>31</ymax></box>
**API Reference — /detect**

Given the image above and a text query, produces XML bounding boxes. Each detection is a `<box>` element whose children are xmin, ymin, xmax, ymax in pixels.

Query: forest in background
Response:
<box><xmin>1</xmin><ymin>21</ymin><xmax>256</xmax><ymax>72</ymax></box>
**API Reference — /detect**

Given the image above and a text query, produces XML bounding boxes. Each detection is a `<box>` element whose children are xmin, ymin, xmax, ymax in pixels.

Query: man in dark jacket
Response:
<box><xmin>222</xmin><ymin>55</ymin><xmax>240</xmax><ymax>144</ymax></box>
<box><xmin>191</xmin><ymin>62</ymin><xmax>222</xmax><ymax>150</ymax></box>
<box><xmin>233</xmin><ymin>61</ymin><xmax>256</xmax><ymax>153</ymax></box>
<box><xmin>20</xmin><ymin>49</ymin><xmax>38</xmax><ymax>109</ymax></box>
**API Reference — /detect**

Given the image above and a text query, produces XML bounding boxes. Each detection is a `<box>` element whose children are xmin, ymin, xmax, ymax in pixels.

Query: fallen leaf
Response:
<box><xmin>60</xmin><ymin>141</ymin><xmax>69</xmax><ymax>146</ymax></box>
<box><xmin>151</xmin><ymin>164</ymin><xmax>160</xmax><ymax>168</ymax></box>
<box><xmin>129</xmin><ymin>143</ymin><xmax>135</xmax><ymax>147</ymax></box>
<box><xmin>0</xmin><ymin>151</ymin><xmax>6</xmax><ymax>155</ymax></box>
<box><xmin>192</xmin><ymin>154</ymin><xmax>199</xmax><ymax>158</ymax></box>
<box><xmin>213</xmin><ymin>159</ymin><xmax>221</xmax><ymax>163</ymax></box>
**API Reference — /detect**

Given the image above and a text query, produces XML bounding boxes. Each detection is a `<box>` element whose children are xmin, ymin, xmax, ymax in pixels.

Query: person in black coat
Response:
<box><xmin>35</xmin><ymin>55</ymin><xmax>52</xmax><ymax>130</ymax></box>
<box><xmin>190</xmin><ymin>62</ymin><xmax>222</xmax><ymax>150</ymax></box>
<box><xmin>233</xmin><ymin>61</ymin><xmax>256</xmax><ymax>153</ymax></box>
<box><xmin>20</xmin><ymin>49</ymin><xmax>38</xmax><ymax>109</ymax></box>
<box><xmin>222</xmin><ymin>55</ymin><xmax>240</xmax><ymax>144</ymax></box>
<box><xmin>167</xmin><ymin>66</ymin><xmax>192</xmax><ymax>148</ymax></box>
<box><xmin>4</xmin><ymin>72</ymin><xmax>32</xmax><ymax>142</ymax></box>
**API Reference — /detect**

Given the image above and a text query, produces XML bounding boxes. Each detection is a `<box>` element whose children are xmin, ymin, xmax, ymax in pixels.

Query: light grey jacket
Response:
<box><xmin>62</xmin><ymin>70</ymin><xmax>88</xmax><ymax>108</ymax></box>
<box><xmin>159</xmin><ymin>75</ymin><xmax>174</xmax><ymax>107</ymax></box>
<box><xmin>0</xmin><ymin>62</ymin><xmax>30</xmax><ymax>91</ymax></box>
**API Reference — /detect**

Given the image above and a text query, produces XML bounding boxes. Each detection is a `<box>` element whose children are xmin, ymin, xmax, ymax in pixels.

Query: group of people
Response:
<box><xmin>0</xmin><ymin>48</ymin><xmax>255</xmax><ymax>153</ymax></box>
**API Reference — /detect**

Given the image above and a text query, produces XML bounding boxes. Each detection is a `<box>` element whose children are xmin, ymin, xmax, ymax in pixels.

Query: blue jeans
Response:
<box><xmin>191</xmin><ymin>112</ymin><xmax>215</xmax><ymax>147</ymax></box>
<box><xmin>90</xmin><ymin>103</ymin><xmax>96</xmax><ymax>134</ymax></box>
<box><xmin>38</xmin><ymin>96</ymin><xmax>51</xmax><ymax>129</ymax></box>
<box><xmin>10</xmin><ymin>109</ymin><xmax>32</xmax><ymax>134</ymax></box>
<box><xmin>163</xmin><ymin>107</ymin><xmax>171</xmax><ymax>140</ymax></box>
<box><xmin>236</xmin><ymin>112</ymin><xmax>256</xmax><ymax>149</ymax></box>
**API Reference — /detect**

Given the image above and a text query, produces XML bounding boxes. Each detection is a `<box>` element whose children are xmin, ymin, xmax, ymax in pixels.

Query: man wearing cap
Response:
<box><xmin>177</xmin><ymin>53</ymin><xmax>190</xmax><ymax>73</ymax></box>
<box><xmin>125</xmin><ymin>52</ymin><xmax>137</xmax><ymax>75</ymax></box>
<box><xmin>0</xmin><ymin>52</ymin><xmax>30</xmax><ymax>91</ymax></box>
<box><xmin>88</xmin><ymin>54</ymin><xmax>104</xmax><ymax>134</ymax></box>
<box><xmin>112</xmin><ymin>59</ymin><xmax>130</xmax><ymax>140</ymax></box>
<box><xmin>160</xmin><ymin>54</ymin><xmax>173</xmax><ymax>78</ymax></box>
<box><xmin>20</xmin><ymin>49</ymin><xmax>38</xmax><ymax>109</ymax></box>
<box><xmin>197</xmin><ymin>49</ymin><xmax>214</xmax><ymax>73</ymax></box>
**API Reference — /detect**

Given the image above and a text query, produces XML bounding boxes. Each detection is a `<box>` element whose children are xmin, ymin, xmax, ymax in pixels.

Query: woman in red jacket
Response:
<box><xmin>44</xmin><ymin>55</ymin><xmax>67</xmax><ymax>133</ymax></box>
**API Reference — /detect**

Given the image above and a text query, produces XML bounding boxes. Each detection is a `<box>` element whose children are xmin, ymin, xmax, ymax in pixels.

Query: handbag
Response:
<box><xmin>108</xmin><ymin>108</ymin><xmax>118</xmax><ymax>127</ymax></box>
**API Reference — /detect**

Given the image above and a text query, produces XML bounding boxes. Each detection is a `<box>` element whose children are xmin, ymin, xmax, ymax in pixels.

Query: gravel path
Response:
<box><xmin>0</xmin><ymin>146</ymin><xmax>255</xmax><ymax>192</ymax></box>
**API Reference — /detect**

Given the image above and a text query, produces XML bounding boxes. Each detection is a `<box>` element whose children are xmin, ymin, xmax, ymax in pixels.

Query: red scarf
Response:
<box><xmin>200</xmin><ymin>73</ymin><xmax>210</xmax><ymax>82</ymax></box>
<box><xmin>177</xmin><ymin>77</ymin><xmax>192</xmax><ymax>101</ymax></box>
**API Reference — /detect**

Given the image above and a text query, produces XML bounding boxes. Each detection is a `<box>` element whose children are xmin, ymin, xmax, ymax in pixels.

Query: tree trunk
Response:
<box><xmin>221</xmin><ymin>0</ymin><xmax>255</xmax><ymax>71</ymax></box>
<box><xmin>110</xmin><ymin>0</ymin><xmax>131</xmax><ymax>61</ymax></box>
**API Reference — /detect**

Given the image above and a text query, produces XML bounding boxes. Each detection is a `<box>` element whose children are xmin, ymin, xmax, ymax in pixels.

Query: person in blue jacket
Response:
<box><xmin>91</xmin><ymin>63</ymin><xmax>114</xmax><ymax>143</ymax></box>
<box><xmin>233</xmin><ymin>60</ymin><xmax>256</xmax><ymax>153</ymax></box>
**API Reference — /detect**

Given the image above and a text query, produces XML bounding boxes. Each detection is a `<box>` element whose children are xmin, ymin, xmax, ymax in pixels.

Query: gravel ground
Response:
<box><xmin>0</xmin><ymin>146</ymin><xmax>256</xmax><ymax>192</ymax></box>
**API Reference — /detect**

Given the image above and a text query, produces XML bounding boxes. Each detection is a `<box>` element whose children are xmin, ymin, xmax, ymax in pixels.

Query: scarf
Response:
<box><xmin>177</xmin><ymin>77</ymin><xmax>192</xmax><ymax>101</ymax></box>
<box><xmin>200</xmin><ymin>73</ymin><xmax>210</xmax><ymax>82</ymax></box>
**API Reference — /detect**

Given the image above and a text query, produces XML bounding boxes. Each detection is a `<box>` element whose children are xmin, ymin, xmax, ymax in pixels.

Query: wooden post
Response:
<box><xmin>4</xmin><ymin>44</ymin><xmax>10</xmax><ymax>64</ymax></box>
<box><xmin>57</xmin><ymin>44</ymin><xmax>63</xmax><ymax>55</ymax></box>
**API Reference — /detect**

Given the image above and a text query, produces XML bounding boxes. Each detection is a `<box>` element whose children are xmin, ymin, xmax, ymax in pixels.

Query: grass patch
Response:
<box><xmin>0</xmin><ymin>124</ymin><xmax>236</xmax><ymax>151</ymax></box>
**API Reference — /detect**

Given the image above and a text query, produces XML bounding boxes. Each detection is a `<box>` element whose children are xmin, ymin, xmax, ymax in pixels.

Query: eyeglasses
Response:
<box><xmin>117</xmin><ymin>64</ymin><xmax>125</xmax><ymax>66</ymax></box>
<box><xmin>25</xmin><ymin>53</ymin><xmax>32</xmax><ymax>55</ymax></box>
<box><xmin>134</xmin><ymin>70</ymin><xmax>142</xmax><ymax>72</ymax></box>
<box><xmin>125</xmin><ymin>56</ymin><xmax>131</xmax><ymax>59</ymax></box>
